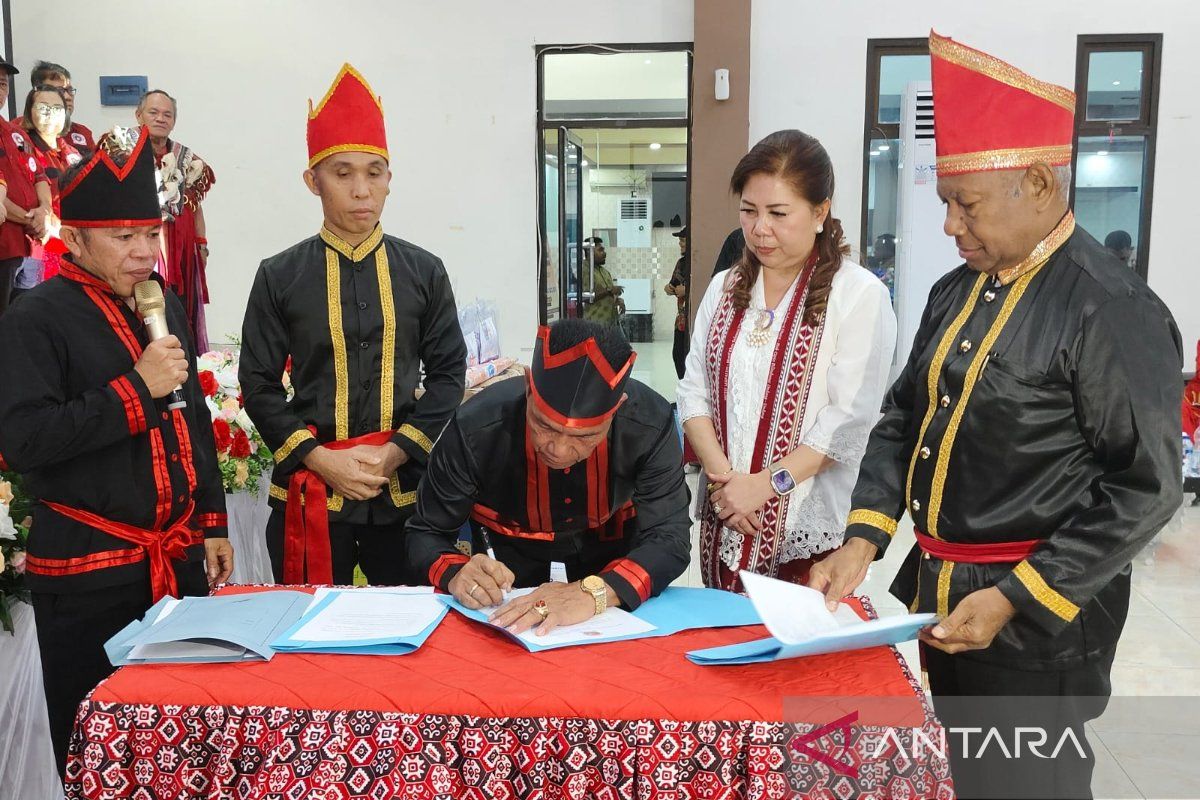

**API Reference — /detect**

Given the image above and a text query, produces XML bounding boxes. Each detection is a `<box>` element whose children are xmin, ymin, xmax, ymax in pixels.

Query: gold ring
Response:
<box><xmin>713</xmin><ymin>502</ymin><xmax>723</xmax><ymax>515</ymax></box>
<box><xmin>469</xmin><ymin>583</ymin><xmax>480</xmax><ymax>597</ymax></box>
<box><xmin>533</xmin><ymin>600</ymin><xmax>550</xmax><ymax>619</ymax></box>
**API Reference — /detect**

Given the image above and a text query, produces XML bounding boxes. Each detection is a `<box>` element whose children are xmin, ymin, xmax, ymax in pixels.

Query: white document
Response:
<box><xmin>289</xmin><ymin>591</ymin><xmax>444</xmax><ymax>643</ymax></box>
<box><xmin>305</xmin><ymin>585</ymin><xmax>433</xmax><ymax>614</ymax></box>
<box><xmin>740</xmin><ymin>570</ymin><xmax>841</xmax><ymax>644</ymax></box>
<box><xmin>549</xmin><ymin>562</ymin><xmax>568</xmax><ymax>583</ymax></box>
<box><xmin>516</xmin><ymin>607</ymin><xmax>657</xmax><ymax>647</ymax></box>
<box><xmin>739</xmin><ymin>569</ymin><xmax>935</xmax><ymax>644</ymax></box>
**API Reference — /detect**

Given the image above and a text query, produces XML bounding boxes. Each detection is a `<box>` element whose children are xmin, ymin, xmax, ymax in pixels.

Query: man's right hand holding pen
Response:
<box><xmin>447</xmin><ymin>553</ymin><xmax>515</xmax><ymax>609</ymax></box>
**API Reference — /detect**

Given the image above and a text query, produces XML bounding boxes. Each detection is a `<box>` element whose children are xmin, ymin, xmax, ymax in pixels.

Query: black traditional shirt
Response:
<box><xmin>0</xmin><ymin>262</ymin><xmax>227</xmax><ymax>592</ymax></box>
<box><xmin>846</xmin><ymin>214</ymin><xmax>1182</xmax><ymax>668</ymax></box>
<box><xmin>405</xmin><ymin>377</ymin><xmax>691</xmax><ymax>610</ymax></box>
<box><xmin>239</xmin><ymin>225</ymin><xmax>466</xmax><ymax>525</ymax></box>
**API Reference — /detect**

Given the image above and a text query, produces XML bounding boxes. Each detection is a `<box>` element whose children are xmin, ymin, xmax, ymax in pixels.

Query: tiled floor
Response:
<box><xmin>629</xmin><ymin>338</ymin><xmax>680</xmax><ymax>402</ymax></box>
<box><xmin>676</xmin><ymin>477</ymin><xmax>1200</xmax><ymax>799</ymax></box>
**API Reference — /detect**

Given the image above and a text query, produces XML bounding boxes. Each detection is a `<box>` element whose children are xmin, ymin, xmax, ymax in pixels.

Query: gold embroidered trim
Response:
<box><xmin>269</xmin><ymin>483</ymin><xmax>349</xmax><ymax>512</ymax></box>
<box><xmin>936</xmin><ymin>560</ymin><xmax>955</xmax><ymax>619</ymax></box>
<box><xmin>936</xmin><ymin>145</ymin><xmax>1073</xmax><ymax>177</ymax></box>
<box><xmin>388</xmin><ymin>474</ymin><xmax>416</xmax><ymax>507</ymax></box>
<box><xmin>908</xmin><ymin>564</ymin><xmax>922</xmax><ymax>614</ymax></box>
<box><xmin>325</xmin><ymin>247</ymin><xmax>349</xmax><ymax>513</ymax></box>
<box><xmin>320</xmin><ymin>224</ymin><xmax>384</xmax><ymax>263</ymax></box>
<box><xmin>308</xmin><ymin>63</ymin><xmax>385</xmax><ymax>119</ymax></box>
<box><xmin>1013</xmin><ymin>560</ymin><xmax>1080</xmax><ymax>622</ymax></box>
<box><xmin>846</xmin><ymin>509</ymin><xmax>899</xmax><ymax>537</ymax></box>
<box><xmin>398</xmin><ymin>424</ymin><xmax>434</xmax><ymax>454</ymax></box>
<box><xmin>927</xmin><ymin>260</ymin><xmax>1050</xmax><ymax>538</ymax></box>
<box><xmin>906</xmin><ymin>272</ymin><xmax>989</xmax><ymax>536</ymax></box>
<box><xmin>929</xmin><ymin>31</ymin><xmax>1076</xmax><ymax>113</ymax></box>
<box><xmin>377</xmin><ymin>247</ymin><xmax>396</xmax><ymax>432</ymax></box>
<box><xmin>996</xmin><ymin>212</ymin><xmax>1075</xmax><ymax>286</ymax></box>
<box><xmin>274</xmin><ymin>429</ymin><xmax>315</xmax><ymax>465</ymax></box>
<box><xmin>308</xmin><ymin>143</ymin><xmax>390</xmax><ymax>170</ymax></box>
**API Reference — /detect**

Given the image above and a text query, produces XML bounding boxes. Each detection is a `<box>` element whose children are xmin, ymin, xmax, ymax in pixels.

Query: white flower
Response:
<box><xmin>216</xmin><ymin>366</ymin><xmax>240</xmax><ymax>392</ymax></box>
<box><xmin>206</xmin><ymin>396</ymin><xmax>222</xmax><ymax>421</ymax></box>
<box><xmin>0</xmin><ymin>502</ymin><xmax>17</xmax><ymax>541</ymax></box>
<box><xmin>198</xmin><ymin>352</ymin><xmax>224</xmax><ymax>373</ymax></box>
<box><xmin>235</xmin><ymin>408</ymin><xmax>255</xmax><ymax>433</ymax></box>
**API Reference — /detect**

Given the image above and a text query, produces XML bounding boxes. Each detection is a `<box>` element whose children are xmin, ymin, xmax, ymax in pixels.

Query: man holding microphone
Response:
<box><xmin>0</xmin><ymin>127</ymin><xmax>232</xmax><ymax>775</ymax></box>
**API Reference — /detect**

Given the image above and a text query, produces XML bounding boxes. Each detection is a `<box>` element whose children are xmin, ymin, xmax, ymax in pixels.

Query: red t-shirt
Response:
<box><xmin>0</xmin><ymin>117</ymin><xmax>50</xmax><ymax>260</ymax></box>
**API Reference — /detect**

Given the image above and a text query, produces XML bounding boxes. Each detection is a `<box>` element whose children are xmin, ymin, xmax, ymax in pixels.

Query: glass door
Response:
<box><xmin>541</xmin><ymin>128</ymin><xmax>585</xmax><ymax>320</ymax></box>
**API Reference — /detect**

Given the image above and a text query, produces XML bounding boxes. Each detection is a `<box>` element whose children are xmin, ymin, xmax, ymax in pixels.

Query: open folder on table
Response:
<box><xmin>686</xmin><ymin>571</ymin><xmax>937</xmax><ymax>666</ymax></box>
<box><xmin>105</xmin><ymin>591</ymin><xmax>312</xmax><ymax>666</ymax></box>
<box><xmin>440</xmin><ymin>585</ymin><xmax>760</xmax><ymax>652</ymax></box>
<box><xmin>272</xmin><ymin>587</ymin><xmax>448</xmax><ymax>655</ymax></box>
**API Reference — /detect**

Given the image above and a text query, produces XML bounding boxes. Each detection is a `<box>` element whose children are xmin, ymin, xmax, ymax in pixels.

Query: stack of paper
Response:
<box><xmin>441</xmin><ymin>585</ymin><xmax>761</xmax><ymax>651</ymax></box>
<box><xmin>273</xmin><ymin>587</ymin><xmax>448</xmax><ymax>655</ymax></box>
<box><xmin>686</xmin><ymin>571</ymin><xmax>937</xmax><ymax>665</ymax></box>
<box><xmin>105</xmin><ymin>591</ymin><xmax>312</xmax><ymax>666</ymax></box>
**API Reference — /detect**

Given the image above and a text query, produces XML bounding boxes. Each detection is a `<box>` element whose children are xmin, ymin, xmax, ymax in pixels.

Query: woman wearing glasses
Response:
<box><xmin>11</xmin><ymin>85</ymin><xmax>81</xmax><ymax>295</ymax></box>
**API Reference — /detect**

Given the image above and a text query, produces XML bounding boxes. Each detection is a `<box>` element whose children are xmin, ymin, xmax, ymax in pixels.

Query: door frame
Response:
<box><xmin>535</xmin><ymin>42</ymin><xmax>694</xmax><ymax>324</ymax></box>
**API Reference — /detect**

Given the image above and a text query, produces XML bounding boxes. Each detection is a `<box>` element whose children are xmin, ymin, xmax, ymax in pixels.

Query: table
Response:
<box><xmin>65</xmin><ymin>587</ymin><xmax>954</xmax><ymax>799</ymax></box>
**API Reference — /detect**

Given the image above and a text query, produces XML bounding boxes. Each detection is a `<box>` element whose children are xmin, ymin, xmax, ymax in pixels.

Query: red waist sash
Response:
<box><xmin>915</xmin><ymin>530</ymin><xmax>1039</xmax><ymax>564</ymax></box>
<box><xmin>42</xmin><ymin>500</ymin><xmax>200</xmax><ymax>601</ymax></box>
<box><xmin>284</xmin><ymin>428</ymin><xmax>395</xmax><ymax>584</ymax></box>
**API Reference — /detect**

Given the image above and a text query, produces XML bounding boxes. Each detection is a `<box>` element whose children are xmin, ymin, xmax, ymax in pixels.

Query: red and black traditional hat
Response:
<box><xmin>307</xmin><ymin>63</ymin><xmax>389</xmax><ymax>168</ymax></box>
<box><xmin>528</xmin><ymin>325</ymin><xmax>637</xmax><ymax>428</ymax></box>
<box><xmin>930</xmin><ymin>30</ymin><xmax>1075</xmax><ymax>177</ymax></box>
<box><xmin>59</xmin><ymin>126</ymin><xmax>161</xmax><ymax>227</ymax></box>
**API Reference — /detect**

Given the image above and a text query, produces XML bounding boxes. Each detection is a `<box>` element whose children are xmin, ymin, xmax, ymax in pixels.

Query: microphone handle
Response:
<box><xmin>142</xmin><ymin>311</ymin><xmax>188</xmax><ymax>410</ymax></box>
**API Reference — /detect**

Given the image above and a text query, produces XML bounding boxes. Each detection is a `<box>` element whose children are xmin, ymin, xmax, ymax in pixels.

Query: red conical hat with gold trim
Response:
<box><xmin>306</xmin><ymin>63</ymin><xmax>388</xmax><ymax>168</ymax></box>
<box><xmin>930</xmin><ymin>30</ymin><xmax>1075</xmax><ymax>177</ymax></box>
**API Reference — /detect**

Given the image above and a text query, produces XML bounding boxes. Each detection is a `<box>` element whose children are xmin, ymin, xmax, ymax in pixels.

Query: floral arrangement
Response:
<box><xmin>197</xmin><ymin>348</ymin><xmax>280</xmax><ymax>495</ymax></box>
<box><xmin>0</xmin><ymin>472</ymin><xmax>31</xmax><ymax>634</ymax></box>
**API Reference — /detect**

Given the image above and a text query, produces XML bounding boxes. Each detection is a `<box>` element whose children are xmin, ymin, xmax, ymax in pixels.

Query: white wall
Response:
<box><xmin>11</xmin><ymin>0</ymin><xmax>693</xmax><ymax>357</ymax></box>
<box><xmin>749</xmin><ymin>0</ymin><xmax>1200</xmax><ymax>357</ymax></box>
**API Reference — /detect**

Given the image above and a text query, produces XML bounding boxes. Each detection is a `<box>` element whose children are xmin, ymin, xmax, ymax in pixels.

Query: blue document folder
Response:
<box><xmin>686</xmin><ymin>613</ymin><xmax>938</xmax><ymax>665</ymax></box>
<box><xmin>441</xmin><ymin>585</ymin><xmax>761</xmax><ymax>652</ymax></box>
<box><xmin>105</xmin><ymin>591</ymin><xmax>313</xmax><ymax>666</ymax></box>
<box><xmin>273</xmin><ymin>590</ymin><xmax>449</xmax><ymax>655</ymax></box>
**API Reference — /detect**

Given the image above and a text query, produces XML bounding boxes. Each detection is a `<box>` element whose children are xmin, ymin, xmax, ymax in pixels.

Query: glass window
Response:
<box><xmin>878</xmin><ymin>54</ymin><xmax>931</xmax><ymax>124</ymax></box>
<box><xmin>1074</xmin><ymin>135</ymin><xmax>1146</xmax><ymax>272</ymax></box>
<box><xmin>1085</xmin><ymin>50</ymin><xmax>1144</xmax><ymax>122</ymax></box>
<box><xmin>543</xmin><ymin>51</ymin><xmax>689</xmax><ymax>121</ymax></box>
<box><xmin>864</xmin><ymin>138</ymin><xmax>900</xmax><ymax>298</ymax></box>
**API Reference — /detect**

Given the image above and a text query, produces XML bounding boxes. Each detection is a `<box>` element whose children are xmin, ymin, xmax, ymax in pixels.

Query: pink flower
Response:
<box><xmin>9</xmin><ymin>550</ymin><xmax>26</xmax><ymax>574</ymax></box>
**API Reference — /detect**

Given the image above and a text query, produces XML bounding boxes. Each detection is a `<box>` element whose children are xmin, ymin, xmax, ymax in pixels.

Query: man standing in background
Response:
<box><xmin>583</xmin><ymin>235</ymin><xmax>624</xmax><ymax>325</ymax></box>
<box><xmin>240</xmin><ymin>64</ymin><xmax>465</xmax><ymax>587</ymax></box>
<box><xmin>664</xmin><ymin>226</ymin><xmax>689</xmax><ymax>379</ymax></box>
<box><xmin>136</xmin><ymin>89</ymin><xmax>215</xmax><ymax>351</ymax></box>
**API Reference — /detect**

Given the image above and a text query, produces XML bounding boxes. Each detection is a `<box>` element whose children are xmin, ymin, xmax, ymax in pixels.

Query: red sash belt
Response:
<box><xmin>915</xmin><ymin>530</ymin><xmax>1039</xmax><ymax>564</ymax></box>
<box><xmin>43</xmin><ymin>500</ymin><xmax>200</xmax><ymax>601</ymax></box>
<box><xmin>284</xmin><ymin>428</ymin><xmax>395</xmax><ymax>584</ymax></box>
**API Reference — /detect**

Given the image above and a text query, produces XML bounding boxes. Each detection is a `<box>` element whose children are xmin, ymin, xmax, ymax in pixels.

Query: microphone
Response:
<box><xmin>133</xmin><ymin>280</ymin><xmax>187</xmax><ymax>410</ymax></box>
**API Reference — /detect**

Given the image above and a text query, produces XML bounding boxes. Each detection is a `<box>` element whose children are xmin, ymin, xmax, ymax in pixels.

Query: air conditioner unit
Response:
<box><xmin>618</xmin><ymin>197</ymin><xmax>652</xmax><ymax>248</ymax></box>
<box><xmin>893</xmin><ymin>81</ymin><xmax>959</xmax><ymax>376</ymax></box>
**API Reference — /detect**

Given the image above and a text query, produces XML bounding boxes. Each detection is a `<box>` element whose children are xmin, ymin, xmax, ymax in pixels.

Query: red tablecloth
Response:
<box><xmin>65</xmin><ymin>586</ymin><xmax>954</xmax><ymax>799</ymax></box>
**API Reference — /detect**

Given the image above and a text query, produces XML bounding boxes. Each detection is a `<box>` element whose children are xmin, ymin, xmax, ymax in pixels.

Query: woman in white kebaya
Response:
<box><xmin>678</xmin><ymin>129</ymin><xmax>896</xmax><ymax>592</ymax></box>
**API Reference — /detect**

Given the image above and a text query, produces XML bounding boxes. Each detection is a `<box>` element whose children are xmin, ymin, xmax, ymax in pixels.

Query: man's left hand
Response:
<box><xmin>919</xmin><ymin>586</ymin><xmax>1016</xmax><ymax>654</ymax></box>
<box><xmin>204</xmin><ymin>537</ymin><xmax>234</xmax><ymax>588</ymax></box>
<box><xmin>489</xmin><ymin>580</ymin><xmax>605</xmax><ymax>636</ymax></box>
<box><xmin>355</xmin><ymin>442</ymin><xmax>407</xmax><ymax>479</ymax></box>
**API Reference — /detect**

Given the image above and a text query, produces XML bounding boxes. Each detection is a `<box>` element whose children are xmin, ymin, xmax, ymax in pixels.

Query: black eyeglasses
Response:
<box><xmin>34</xmin><ymin>84</ymin><xmax>76</xmax><ymax>96</ymax></box>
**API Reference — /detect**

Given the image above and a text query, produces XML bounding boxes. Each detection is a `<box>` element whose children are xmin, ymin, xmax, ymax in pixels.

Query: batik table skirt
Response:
<box><xmin>65</xmin><ymin>586</ymin><xmax>954</xmax><ymax>799</ymax></box>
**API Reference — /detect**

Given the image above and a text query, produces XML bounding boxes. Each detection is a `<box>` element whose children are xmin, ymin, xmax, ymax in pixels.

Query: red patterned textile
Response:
<box><xmin>65</xmin><ymin>587</ymin><xmax>954</xmax><ymax>799</ymax></box>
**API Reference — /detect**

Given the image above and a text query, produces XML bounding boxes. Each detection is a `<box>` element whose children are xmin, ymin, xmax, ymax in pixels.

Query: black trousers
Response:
<box><xmin>672</xmin><ymin>326</ymin><xmax>689</xmax><ymax>380</ymax></box>
<box><xmin>923</xmin><ymin>644</ymin><xmax>1115</xmax><ymax>800</ymax></box>
<box><xmin>265</xmin><ymin>508</ymin><xmax>409</xmax><ymax>586</ymax></box>
<box><xmin>32</xmin><ymin>559</ymin><xmax>208</xmax><ymax>777</ymax></box>
<box><xmin>0</xmin><ymin>256</ymin><xmax>23</xmax><ymax>315</ymax></box>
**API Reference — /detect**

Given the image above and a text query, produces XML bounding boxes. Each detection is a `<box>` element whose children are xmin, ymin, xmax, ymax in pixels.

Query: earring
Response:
<box><xmin>816</xmin><ymin>224</ymin><xmax>824</xmax><ymax>234</ymax></box>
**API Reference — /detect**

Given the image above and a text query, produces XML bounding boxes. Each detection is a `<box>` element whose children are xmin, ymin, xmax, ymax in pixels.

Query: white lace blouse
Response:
<box><xmin>677</xmin><ymin>260</ymin><xmax>897</xmax><ymax>566</ymax></box>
